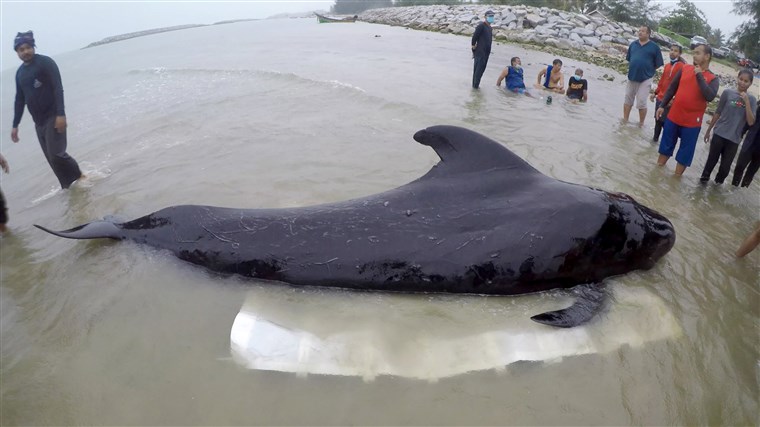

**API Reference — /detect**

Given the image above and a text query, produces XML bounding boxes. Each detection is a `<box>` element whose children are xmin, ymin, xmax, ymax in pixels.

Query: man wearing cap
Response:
<box><xmin>471</xmin><ymin>10</ymin><xmax>494</xmax><ymax>89</ymax></box>
<box><xmin>11</xmin><ymin>31</ymin><xmax>84</xmax><ymax>189</ymax></box>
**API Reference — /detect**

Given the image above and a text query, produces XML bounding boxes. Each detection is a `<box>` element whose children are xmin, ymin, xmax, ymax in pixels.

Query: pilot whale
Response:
<box><xmin>36</xmin><ymin>125</ymin><xmax>675</xmax><ymax>327</ymax></box>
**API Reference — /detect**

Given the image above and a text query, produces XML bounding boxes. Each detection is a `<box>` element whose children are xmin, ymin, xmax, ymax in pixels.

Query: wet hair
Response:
<box><xmin>552</xmin><ymin>59</ymin><xmax>563</xmax><ymax>66</ymax></box>
<box><xmin>575</xmin><ymin>68</ymin><xmax>583</xmax><ymax>75</ymax></box>
<box><xmin>738</xmin><ymin>68</ymin><xmax>754</xmax><ymax>83</ymax></box>
<box><xmin>511</xmin><ymin>56</ymin><xmax>520</xmax><ymax>66</ymax></box>
<box><xmin>671</xmin><ymin>44</ymin><xmax>682</xmax><ymax>54</ymax></box>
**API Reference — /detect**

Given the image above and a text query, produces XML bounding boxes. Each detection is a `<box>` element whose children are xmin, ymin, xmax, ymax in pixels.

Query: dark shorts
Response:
<box><xmin>659</xmin><ymin>118</ymin><xmax>701</xmax><ymax>166</ymax></box>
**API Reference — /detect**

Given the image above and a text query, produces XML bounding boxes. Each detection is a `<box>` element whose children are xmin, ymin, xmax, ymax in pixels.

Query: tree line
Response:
<box><xmin>331</xmin><ymin>0</ymin><xmax>760</xmax><ymax>60</ymax></box>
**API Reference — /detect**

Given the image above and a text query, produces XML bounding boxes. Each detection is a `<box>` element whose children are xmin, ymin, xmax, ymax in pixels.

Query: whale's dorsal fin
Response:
<box><xmin>413</xmin><ymin>125</ymin><xmax>540</xmax><ymax>176</ymax></box>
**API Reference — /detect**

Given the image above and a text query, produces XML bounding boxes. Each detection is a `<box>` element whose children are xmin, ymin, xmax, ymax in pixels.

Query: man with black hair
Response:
<box><xmin>624</xmin><ymin>25</ymin><xmax>664</xmax><ymax>126</ymax></box>
<box><xmin>11</xmin><ymin>31</ymin><xmax>84</xmax><ymax>189</ymax></box>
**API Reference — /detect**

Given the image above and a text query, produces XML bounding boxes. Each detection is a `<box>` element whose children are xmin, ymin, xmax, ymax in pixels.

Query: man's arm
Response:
<box><xmin>12</xmin><ymin>77</ymin><xmax>24</xmax><ymax>129</ymax></box>
<box><xmin>496</xmin><ymin>67</ymin><xmax>509</xmax><ymax>86</ymax></box>
<box><xmin>625</xmin><ymin>43</ymin><xmax>632</xmax><ymax>62</ymax></box>
<box><xmin>695</xmin><ymin>72</ymin><xmax>719</xmax><ymax>102</ymax></box>
<box><xmin>736</xmin><ymin>222</ymin><xmax>760</xmax><ymax>258</ymax></box>
<box><xmin>654</xmin><ymin>46</ymin><xmax>664</xmax><ymax>69</ymax></box>
<box><xmin>744</xmin><ymin>95</ymin><xmax>757</xmax><ymax>126</ymax></box>
<box><xmin>471</xmin><ymin>23</ymin><xmax>483</xmax><ymax>51</ymax></box>
<box><xmin>537</xmin><ymin>68</ymin><xmax>546</xmax><ymax>86</ymax></box>
<box><xmin>660</xmin><ymin>70</ymin><xmax>682</xmax><ymax>107</ymax></box>
<box><xmin>42</xmin><ymin>57</ymin><xmax>66</xmax><ymax>117</ymax></box>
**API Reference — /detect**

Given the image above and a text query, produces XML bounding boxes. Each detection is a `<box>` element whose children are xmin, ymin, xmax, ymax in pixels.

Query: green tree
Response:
<box><xmin>707</xmin><ymin>28</ymin><xmax>725</xmax><ymax>47</ymax></box>
<box><xmin>659</xmin><ymin>0</ymin><xmax>709</xmax><ymax>36</ymax></box>
<box><xmin>332</xmin><ymin>0</ymin><xmax>392</xmax><ymax>14</ymax></box>
<box><xmin>732</xmin><ymin>0</ymin><xmax>760</xmax><ymax>60</ymax></box>
<box><xmin>599</xmin><ymin>0</ymin><xmax>662</xmax><ymax>28</ymax></box>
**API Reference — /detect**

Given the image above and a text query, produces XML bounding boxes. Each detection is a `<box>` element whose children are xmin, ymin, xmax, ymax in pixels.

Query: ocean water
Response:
<box><xmin>0</xmin><ymin>18</ymin><xmax>758</xmax><ymax>425</ymax></box>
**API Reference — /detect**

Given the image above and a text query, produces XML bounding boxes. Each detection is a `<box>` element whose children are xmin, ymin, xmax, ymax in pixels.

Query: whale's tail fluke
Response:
<box><xmin>34</xmin><ymin>220</ymin><xmax>124</xmax><ymax>240</ymax></box>
<box><xmin>530</xmin><ymin>283</ymin><xmax>607</xmax><ymax>328</ymax></box>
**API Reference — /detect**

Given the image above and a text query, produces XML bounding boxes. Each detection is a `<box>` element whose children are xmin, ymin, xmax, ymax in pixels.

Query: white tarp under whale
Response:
<box><xmin>229</xmin><ymin>284</ymin><xmax>681</xmax><ymax>381</ymax></box>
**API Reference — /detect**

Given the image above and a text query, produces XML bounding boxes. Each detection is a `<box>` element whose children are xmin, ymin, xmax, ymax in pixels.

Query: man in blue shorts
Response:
<box><xmin>655</xmin><ymin>44</ymin><xmax>719</xmax><ymax>176</ymax></box>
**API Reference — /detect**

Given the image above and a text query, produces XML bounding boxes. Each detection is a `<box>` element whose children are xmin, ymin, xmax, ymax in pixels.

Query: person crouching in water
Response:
<box><xmin>496</xmin><ymin>57</ymin><xmax>533</xmax><ymax>97</ymax></box>
<box><xmin>700</xmin><ymin>69</ymin><xmax>757</xmax><ymax>184</ymax></box>
<box><xmin>565</xmin><ymin>68</ymin><xmax>588</xmax><ymax>102</ymax></box>
<box><xmin>655</xmin><ymin>44</ymin><xmax>719</xmax><ymax>177</ymax></box>
<box><xmin>536</xmin><ymin>59</ymin><xmax>564</xmax><ymax>93</ymax></box>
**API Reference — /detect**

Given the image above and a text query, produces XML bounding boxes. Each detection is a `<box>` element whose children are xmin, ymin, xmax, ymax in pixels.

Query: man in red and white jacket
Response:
<box><xmin>650</xmin><ymin>45</ymin><xmax>686</xmax><ymax>142</ymax></box>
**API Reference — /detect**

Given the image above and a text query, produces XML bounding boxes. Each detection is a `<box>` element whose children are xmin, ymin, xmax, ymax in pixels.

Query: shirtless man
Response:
<box><xmin>536</xmin><ymin>59</ymin><xmax>564</xmax><ymax>93</ymax></box>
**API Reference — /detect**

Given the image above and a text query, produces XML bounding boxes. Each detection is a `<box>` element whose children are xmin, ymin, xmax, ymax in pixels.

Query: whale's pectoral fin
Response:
<box><xmin>34</xmin><ymin>221</ymin><xmax>123</xmax><ymax>240</ymax></box>
<box><xmin>530</xmin><ymin>283</ymin><xmax>607</xmax><ymax>328</ymax></box>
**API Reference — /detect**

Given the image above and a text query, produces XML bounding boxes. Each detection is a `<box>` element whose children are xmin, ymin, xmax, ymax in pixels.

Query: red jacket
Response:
<box><xmin>655</xmin><ymin>59</ymin><xmax>685</xmax><ymax>102</ymax></box>
<box><xmin>667</xmin><ymin>65</ymin><xmax>717</xmax><ymax>127</ymax></box>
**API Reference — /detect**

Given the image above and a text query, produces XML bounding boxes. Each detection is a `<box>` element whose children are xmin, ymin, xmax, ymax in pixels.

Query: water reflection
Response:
<box><xmin>230</xmin><ymin>285</ymin><xmax>681</xmax><ymax>381</ymax></box>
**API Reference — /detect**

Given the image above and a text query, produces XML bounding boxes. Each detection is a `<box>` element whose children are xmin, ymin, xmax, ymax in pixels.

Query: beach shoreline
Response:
<box><xmin>359</xmin><ymin>5</ymin><xmax>756</xmax><ymax>95</ymax></box>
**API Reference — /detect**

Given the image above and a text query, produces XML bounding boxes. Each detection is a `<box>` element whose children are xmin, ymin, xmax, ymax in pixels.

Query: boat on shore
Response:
<box><xmin>315</xmin><ymin>13</ymin><xmax>358</xmax><ymax>23</ymax></box>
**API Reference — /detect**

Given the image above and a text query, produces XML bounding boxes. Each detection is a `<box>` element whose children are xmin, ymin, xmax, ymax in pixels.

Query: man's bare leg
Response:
<box><xmin>638</xmin><ymin>108</ymin><xmax>647</xmax><ymax>127</ymax></box>
<box><xmin>623</xmin><ymin>104</ymin><xmax>632</xmax><ymax>122</ymax></box>
<box><xmin>657</xmin><ymin>154</ymin><xmax>669</xmax><ymax>166</ymax></box>
<box><xmin>674</xmin><ymin>163</ymin><xmax>687</xmax><ymax>176</ymax></box>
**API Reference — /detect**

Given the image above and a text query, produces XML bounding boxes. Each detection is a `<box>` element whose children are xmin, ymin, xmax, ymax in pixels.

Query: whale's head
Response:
<box><xmin>590</xmin><ymin>192</ymin><xmax>675</xmax><ymax>276</ymax></box>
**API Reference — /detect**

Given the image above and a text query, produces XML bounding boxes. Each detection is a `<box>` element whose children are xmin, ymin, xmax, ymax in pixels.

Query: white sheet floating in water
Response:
<box><xmin>229</xmin><ymin>286</ymin><xmax>681</xmax><ymax>381</ymax></box>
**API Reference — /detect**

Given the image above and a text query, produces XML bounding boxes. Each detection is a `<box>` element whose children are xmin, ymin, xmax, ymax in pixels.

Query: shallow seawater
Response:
<box><xmin>0</xmin><ymin>18</ymin><xmax>758</xmax><ymax>425</ymax></box>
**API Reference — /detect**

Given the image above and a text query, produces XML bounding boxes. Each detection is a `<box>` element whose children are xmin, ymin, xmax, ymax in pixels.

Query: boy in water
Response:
<box><xmin>536</xmin><ymin>59</ymin><xmax>564</xmax><ymax>93</ymax></box>
<box><xmin>565</xmin><ymin>68</ymin><xmax>588</xmax><ymax>102</ymax></box>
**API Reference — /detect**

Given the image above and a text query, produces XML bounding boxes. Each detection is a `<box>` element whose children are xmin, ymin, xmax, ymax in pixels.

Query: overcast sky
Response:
<box><xmin>0</xmin><ymin>0</ymin><xmax>751</xmax><ymax>59</ymax></box>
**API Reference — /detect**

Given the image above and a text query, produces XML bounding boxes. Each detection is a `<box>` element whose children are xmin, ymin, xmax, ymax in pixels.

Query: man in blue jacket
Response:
<box><xmin>11</xmin><ymin>31</ymin><xmax>84</xmax><ymax>189</ymax></box>
<box><xmin>471</xmin><ymin>10</ymin><xmax>494</xmax><ymax>89</ymax></box>
<box><xmin>623</xmin><ymin>25</ymin><xmax>664</xmax><ymax>126</ymax></box>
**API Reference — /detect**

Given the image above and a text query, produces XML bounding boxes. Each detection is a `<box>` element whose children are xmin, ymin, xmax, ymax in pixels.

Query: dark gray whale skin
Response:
<box><xmin>36</xmin><ymin>125</ymin><xmax>676</xmax><ymax>327</ymax></box>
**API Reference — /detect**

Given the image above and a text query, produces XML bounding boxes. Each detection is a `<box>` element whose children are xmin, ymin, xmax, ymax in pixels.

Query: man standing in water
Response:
<box><xmin>650</xmin><ymin>44</ymin><xmax>686</xmax><ymax>141</ymax></box>
<box><xmin>624</xmin><ymin>26</ymin><xmax>664</xmax><ymax>126</ymax></box>
<box><xmin>11</xmin><ymin>31</ymin><xmax>84</xmax><ymax>189</ymax></box>
<box><xmin>655</xmin><ymin>44</ymin><xmax>719</xmax><ymax>177</ymax></box>
<box><xmin>471</xmin><ymin>10</ymin><xmax>494</xmax><ymax>89</ymax></box>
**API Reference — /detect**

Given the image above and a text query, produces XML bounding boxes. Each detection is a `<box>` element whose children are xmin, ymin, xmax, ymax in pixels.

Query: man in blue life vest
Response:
<box><xmin>496</xmin><ymin>56</ymin><xmax>533</xmax><ymax>96</ymax></box>
<box><xmin>11</xmin><ymin>31</ymin><xmax>84</xmax><ymax>189</ymax></box>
